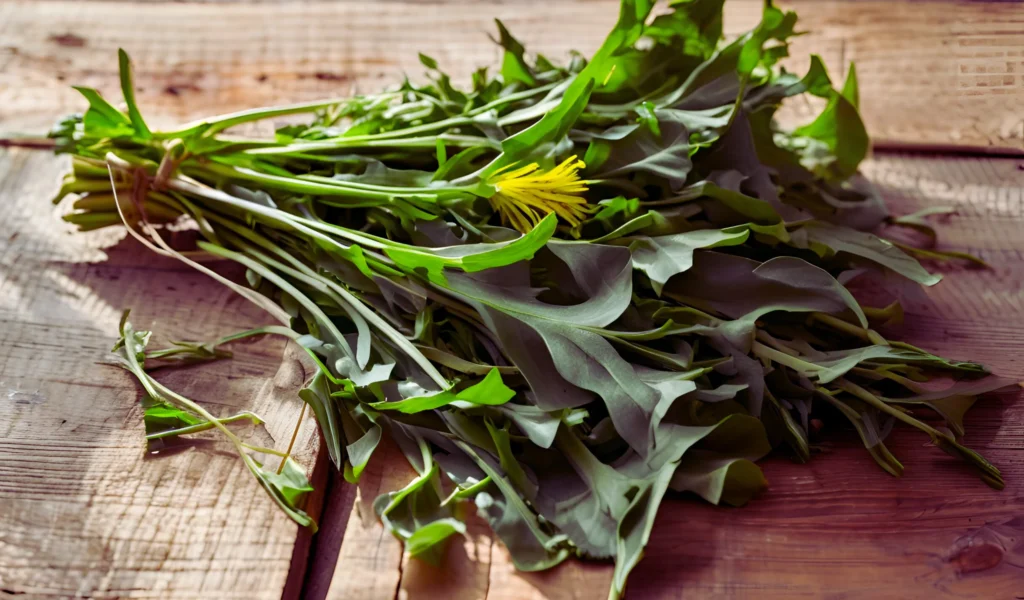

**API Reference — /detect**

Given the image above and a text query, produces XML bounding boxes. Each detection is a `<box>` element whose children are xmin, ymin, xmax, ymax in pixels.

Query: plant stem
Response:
<box><xmin>244</xmin><ymin>133</ymin><xmax>499</xmax><ymax>156</ymax></box>
<box><xmin>440</xmin><ymin>475</ymin><xmax>492</xmax><ymax>506</ymax></box>
<box><xmin>167</xmin><ymin>173</ymin><xmax>392</xmax><ymax>254</ymax></box>
<box><xmin>146</xmin><ymin>411</ymin><xmax>262</xmax><ymax>440</ymax></box>
<box><xmin>277</xmin><ymin>403</ymin><xmax>308</xmax><ymax>474</ymax></box>
<box><xmin>162</xmin><ymin>98</ymin><xmax>356</xmax><ymax>137</ymax></box>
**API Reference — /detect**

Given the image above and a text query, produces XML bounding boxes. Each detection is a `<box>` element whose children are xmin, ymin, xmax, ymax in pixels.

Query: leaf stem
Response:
<box><xmin>440</xmin><ymin>475</ymin><xmax>492</xmax><ymax>506</ymax></box>
<box><xmin>146</xmin><ymin>411</ymin><xmax>262</xmax><ymax>440</ymax></box>
<box><xmin>277</xmin><ymin>403</ymin><xmax>308</xmax><ymax>474</ymax></box>
<box><xmin>163</xmin><ymin>98</ymin><xmax>355</xmax><ymax>137</ymax></box>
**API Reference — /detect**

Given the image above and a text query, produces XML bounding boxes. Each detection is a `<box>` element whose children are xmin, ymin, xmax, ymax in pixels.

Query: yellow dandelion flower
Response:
<box><xmin>487</xmin><ymin>155</ymin><xmax>591</xmax><ymax>233</ymax></box>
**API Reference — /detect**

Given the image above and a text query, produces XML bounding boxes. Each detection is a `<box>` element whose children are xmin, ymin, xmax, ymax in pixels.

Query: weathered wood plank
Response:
<box><xmin>0</xmin><ymin>150</ymin><xmax>323</xmax><ymax>598</ymax></box>
<box><xmin>3</xmin><ymin>1</ymin><xmax>1023</xmax><ymax>599</ymax></box>
<box><xmin>0</xmin><ymin>1</ymin><xmax>1021</xmax><ymax>149</ymax></box>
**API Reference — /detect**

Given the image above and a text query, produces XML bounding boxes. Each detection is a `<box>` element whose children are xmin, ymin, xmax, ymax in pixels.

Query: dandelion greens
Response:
<box><xmin>34</xmin><ymin>0</ymin><xmax>1014</xmax><ymax>596</ymax></box>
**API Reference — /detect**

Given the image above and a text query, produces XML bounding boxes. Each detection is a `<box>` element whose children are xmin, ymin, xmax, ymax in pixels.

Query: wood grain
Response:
<box><xmin>0</xmin><ymin>149</ymin><xmax>323</xmax><ymax>598</ymax></box>
<box><xmin>0</xmin><ymin>1</ymin><xmax>1021</xmax><ymax>149</ymax></box>
<box><xmin>2</xmin><ymin>1</ymin><xmax>1023</xmax><ymax>599</ymax></box>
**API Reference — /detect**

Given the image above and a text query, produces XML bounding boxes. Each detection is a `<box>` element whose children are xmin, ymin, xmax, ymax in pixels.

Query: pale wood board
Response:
<box><xmin>2</xmin><ymin>1</ymin><xmax>1024</xmax><ymax>599</ymax></box>
<box><xmin>1</xmin><ymin>1</ymin><xmax>1022</xmax><ymax>149</ymax></box>
<box><xmin>0</xmin><ymin>147</ymin><xmax>326</xmax><ymax>598</ymax></box>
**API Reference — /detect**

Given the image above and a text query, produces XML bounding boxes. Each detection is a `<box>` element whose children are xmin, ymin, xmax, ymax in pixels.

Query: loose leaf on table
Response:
<box><xmin>142</xmin><ymin>395</ymin><xmax>264</xmax><ymax>450</ymax></box>
<box><xmin>255</xmin><ymin>456</ymin><xmax>316</xmax><ymax>511</ymax></box>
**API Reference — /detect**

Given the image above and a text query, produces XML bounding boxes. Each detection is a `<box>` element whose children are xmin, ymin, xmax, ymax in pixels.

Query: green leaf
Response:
<box><xmin>737</xmin><ymin>4</ymin><xmax>798</xmax><ymax>76</ymax></box>
<box><xmin>815</xmin><ymin>391</ymin><xmax>904</xmax><ymax>478</ymax></box>
<box><xmin>667</xmin><ymin>252</ymin><xmax>868</xmax><ymax>352</ymax></box>
<box><xmin>485</xmin><ymin>419</ymin><xmax>538</xmax><ymax>499</ymax></box>
<box><xmin>628</xmin><ymin>227</ymin><xmax>750</xmax><ymax>294</ymax></box>
<box><xmin>333</xmin><ymin>160</ymin><xmax>436</xmax><ymax>188</ymax></box>
<box><xmin>73</xmin><ymin>86</ymin><xmax>134</xmax><ymax>138</ymax></box>
<box><xmin>591</xmin><ymin>111</ymin><xmax>693</xmax><ymax>190</ymax></box>
<box><xmin>142</xmin><ymin>395</ymin><xmax>263</xmax><ymax>449</ymax></box>
<box><xmin>680</xmin><ymin>180</ymin><xmax>782</xmax><ymax>224</ymax></box>
<box><xmin>797</xmin><ymin>221</ymin><xmax>941</xmax><ymax>286</ymax></box>
<box><xmin>790</xmin><ymin>64</ymin><xmax>868</xmax><ymax>179</ymax></box>
<box><xmin>887</xmin><ymin>206</ymin><xmax>956</xmax><ymax>247</ymax></box>
<box><xmin>635</xmin><ymin>102</ymin><xmax>661</xmax><ymax>136</ymax></box>
<box><xmin>644</xmin><ymin>0</ymin><xmax>725</xmax><ymax>61</ymax></box>
<box><xmin>245</xmin><ymin>455</ymin><xmax>315</xmax><ymax>529</ymax></box>
<box><xmin>756</xmin><ymin>344</ymin><xmax>987</xmax><ymax>386</ymax></box>
<box><xmin>743</xmin><ymin>54</ymin><xmax>832</xmax><ymax>110</ymax></box>
<box><xmin>299</xmin><ymin>370</ymin><xmax>345</xmax><ymax>469</ymax></box>
<box><xmin>344</xmin><ymin>418</ymin><xmax>382</xmax><ymax>483</ymax></box>
<box><xmin>611</xmin><ymin>463</ymin><xmax>675</xmax><ymax>599</ymax></box>
<box><xmin>406</xmin><ymin>518</ymin><xmax>467</xmax><ymax>565</ymax></box>
<box><xmin>882</xmin><ymin>377</ymin><xmax>1015</xmax><ymax>437</ymax></box>
<box><xmin>370</xmin><ymin>368</ymin><xmax>515</xmax><ymax>414</ymax></box>
<box><xmin>494</xmin><ymin>20</ymin><xmax>536</xmax><ymax>86</ymax></box>
<box><xmin>490</xmin><ymin>0</ymin><xmax>656</xmax><ymax>171</ymax></box>
<box><xmin>433</xmin><ymin>146</ymin><xmax>489</xmax><ymax>182</ymax></box>
<box><xmin>671</xmin><ymin>455</ymin><xmax>767</xmax><ymax>506</ymax></box>
<box><xmin>143</xmin><ymin>396</ymin><xmax>201</xmax><ymax>431</ymax></box>
<box><xmin>491</xmin><ymin>403</ymin><xmax>564</xmax><ymax>448</ymax></box>
<box><xmin>384</xmin><ymin>214</ymin><xmax>557</xmax><ymax>284</ymax></box>
<box><xmin>376</xmin><ymin>437</ymin><xmax>464</xmax><ymax>565</ymax></box>
<box><xmin>841</xmin><ymin>61</ymin><xmax>860</xmax><ymax>109</ymax></box>
<box><xmin>444</xmin><ymin>245</ymin><xmax>667</xmax><ymax>456</ymax></box>
<box><xmin>117</xmin><ymin>49</ymin><xmax>151</xmax><ymax>139</ymax></box>
<box><xmin>455</xmin><ymin>368</ymin><xmax>517</xmax><ymax>405</ymax></box>
<box><xmin>453</xmin><ymin>440</ymin><xmax>572</xmax><ymax>571</ymax></box>
<box><xmin>259</xmin><ymin>456</ymin><xmax>315</xmax><ymax>507</ymax></box>
<box><xmin>582</xmin><ymin>196</ymin><xmax>642</xmax><ymax>234</ymax></box>
<box><xmin>368</xmin><ymin>390</ymin><xmax>458</xmax><ymax>414</ymax></box>
<box><xmin>418</xmin><ymin>53</ymin><xmax>439</xmax><ymax>70</ymax></box>
<box><xmin>669</xmin><ymin>414</ymin><xmax>771</xmax><ymax>505</ymax></box>
<box><xmin>497</xmin><ymin>77</ymin><xmax>596</xmax><ymax>168</ymax></box>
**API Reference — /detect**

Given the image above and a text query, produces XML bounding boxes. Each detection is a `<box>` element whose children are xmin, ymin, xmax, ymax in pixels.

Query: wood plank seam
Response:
<box><xmin>1</xmin><ymin>1</ymin><xmax>1022</xmax><ymax>598</ymax></box>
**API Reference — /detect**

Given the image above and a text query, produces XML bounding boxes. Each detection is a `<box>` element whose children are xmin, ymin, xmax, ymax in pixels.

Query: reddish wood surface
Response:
<box><xmin>1</xmin><ymin>2</ymin><xmax>1023</xmax><ymax>599</ymax></box>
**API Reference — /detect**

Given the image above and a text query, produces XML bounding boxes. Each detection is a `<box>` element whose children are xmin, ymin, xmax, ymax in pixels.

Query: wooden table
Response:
<box><xmin>1</xmin><ymin>2</ymin><xmax>1022</xmax><ymax>598</ymax></box>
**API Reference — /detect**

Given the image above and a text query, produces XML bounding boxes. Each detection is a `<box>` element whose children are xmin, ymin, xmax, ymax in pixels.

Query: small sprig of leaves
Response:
<box><xmin>111</xmin><ymin>311</ymin><xmax>317</xmax><ymax>528</ymax></box>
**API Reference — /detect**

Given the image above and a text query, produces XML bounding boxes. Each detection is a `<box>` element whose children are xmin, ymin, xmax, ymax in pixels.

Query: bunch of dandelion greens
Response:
<box><xmin>36</xmin><ymin>0</ymin><xmax>1012</xmax><ymax>596</ymax></box>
